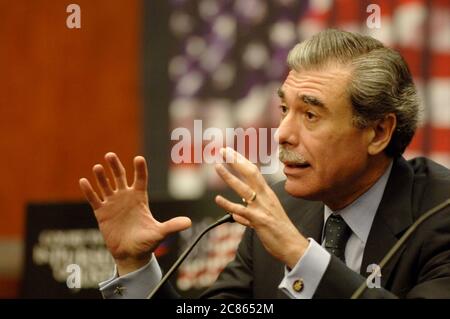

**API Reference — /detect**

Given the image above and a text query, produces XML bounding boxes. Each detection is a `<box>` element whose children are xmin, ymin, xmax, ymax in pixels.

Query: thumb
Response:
<box><xmin>160</xmin><ymin>216</ymin><xmax>192</xmax><ymax>235</ymax></box>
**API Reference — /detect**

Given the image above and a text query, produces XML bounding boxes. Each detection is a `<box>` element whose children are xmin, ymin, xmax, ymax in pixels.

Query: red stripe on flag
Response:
<box><xmin>335</xmin><ymin>0</ymin><xmax>361</xmax><ymax>24</ymax></box>
<box><xmin>430</xmin><ymin>53</ymin><xmax>450</xmax><ymax>78</ymax></box>
<box><xmin>407</xmin><ymin>126</ymin><xmax>450</xmax><ymax>153</ymax></box>
<box><xmin>432</xmin><ymin>0</ymin><xmax>450</xmax><ymax>8</ymax></box>
<box><xmin>397</xmin><ymin>0</ymin><xmax>425</xmax><ymax>5</ymax></box>
<box><xmin>431</xmin><ymin>127</ymin><xmax>450</xmax><ymax>152</ymax></box>
<box><xmin>397</xmin><ymin>48</ymin><xmax>450</xmax><ymax>78</ymax></box>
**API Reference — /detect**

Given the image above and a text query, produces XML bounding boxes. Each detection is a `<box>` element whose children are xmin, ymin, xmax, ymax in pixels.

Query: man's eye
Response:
<box><xmin>305</xmin><ymin>111</ymin><xmax>317</xmax><ymax>121</ymax></box>
<box><xmin>280</xmin><ymin>105</ymin><xmax>288</xmax><ymax>114</ymax></box>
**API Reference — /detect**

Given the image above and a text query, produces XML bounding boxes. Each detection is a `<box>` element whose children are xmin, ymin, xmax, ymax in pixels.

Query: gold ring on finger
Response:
<box><xmin>242</xmin><ymin>191</ymin><xmax>257</xmax><ymax>206</ymax></box>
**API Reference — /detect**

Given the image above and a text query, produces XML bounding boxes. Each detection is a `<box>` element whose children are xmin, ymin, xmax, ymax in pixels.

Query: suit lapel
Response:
<box><xmin>360</xmin><ymin>157</ymin><xmax>414</xmax><ymax>286</ymax></box>
<box><xmin>295</xmin><ymin>202</ymin><xmax>324</xmax><ymax>243</ymax></box>
<box><xmin>285</xmin><ymin>197</ymin><xmax>324</xmax><ymax>243</ymax></box>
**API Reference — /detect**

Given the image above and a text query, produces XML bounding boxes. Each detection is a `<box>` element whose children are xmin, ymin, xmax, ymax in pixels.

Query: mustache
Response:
<box><xmin>278</xmin><ymin>146</ymin><xmax>308</xmax><ymax>164</ymax></box>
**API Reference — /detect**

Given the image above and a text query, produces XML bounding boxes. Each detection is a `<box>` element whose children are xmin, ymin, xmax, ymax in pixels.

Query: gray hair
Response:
<box><xmin>287</xmin><ymin>29</ymin><xmax>420</xmax><ymax>158</ymax></box>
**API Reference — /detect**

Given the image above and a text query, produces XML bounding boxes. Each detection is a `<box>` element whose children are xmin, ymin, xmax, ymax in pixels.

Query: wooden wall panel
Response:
<box><xmin>0</xmin><ymin>0</ymin><xmax>142</xmax><ymax>297</ymax></box>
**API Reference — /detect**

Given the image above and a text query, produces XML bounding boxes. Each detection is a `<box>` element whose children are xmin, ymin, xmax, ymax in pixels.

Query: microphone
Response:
<box><xmin>146</xmin><ymin>213</ymin><xmax>234</xmax><ymax>299</ymax></box>
<box><xmin>351</xmin><ymin>198</ymin><xmax>450</xmax><ymax>299</ymax></box>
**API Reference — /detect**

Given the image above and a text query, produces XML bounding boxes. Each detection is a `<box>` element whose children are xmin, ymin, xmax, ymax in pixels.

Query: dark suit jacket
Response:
<box><xmin>160</xmin><ymin>157</ymin><xmax>450</xmax><ymax>299</ymax></box>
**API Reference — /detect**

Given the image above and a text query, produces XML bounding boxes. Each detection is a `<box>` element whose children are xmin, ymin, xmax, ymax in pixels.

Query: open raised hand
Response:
<box><xmin>79</xmin><ymin>152</ymin><xmax>191</xmax><ymax>275</ymax></box>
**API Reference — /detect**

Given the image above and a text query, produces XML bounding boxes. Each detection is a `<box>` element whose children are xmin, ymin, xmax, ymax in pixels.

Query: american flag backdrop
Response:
<box><xmin>167</xmin><ymin>0</ymin><xmax>450</xmax><ymax>200</ymax></box>
<box><xmin>296</xmin><ymin>0</ymin><xmax>450</xmax><ymax>169</ymax></box>
<box><xmin>162</xmin><ymin>0</ymin><xmax>449</xmax><ymax>292</ymax></box>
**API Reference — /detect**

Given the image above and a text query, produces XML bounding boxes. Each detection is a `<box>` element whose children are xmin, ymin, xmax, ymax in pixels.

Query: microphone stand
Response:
<box><xmin>146</xmin><ymin>213</ymin><xmax>234</xmax><ymax>299</ymax></box>
<box><xmin>351</xmin><ymin>198</ymin><xmax>450</xmax><ymax>299</ymax></box>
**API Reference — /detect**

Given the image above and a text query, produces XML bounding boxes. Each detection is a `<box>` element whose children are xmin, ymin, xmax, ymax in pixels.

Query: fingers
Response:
<box><xmin>215</xmin><ymin>195</ymin><xmax>251</xmax><ymax>226</ymax></box>
<box><xmin>215</xmin><ymin>164</ymin><xmax>256</xmax><ymax>202</ymax></box>
<box><xmin>220</xmin><ymin>146</ymin><xmax>249</xmax><ymax>167</ymax></box>
<box><xmin>105</xmin><ymin>152</ymin><xmax>128</xmax><ymax>189</ymax></box>
<box><xmin>133</xmin><ymin>156</ymin><xmax>148</xmax><ymax>191</ymax></box>
<box><xmin>79</xmin><ymin>178</ymin><xmax>103</xmax><ymax>210</ymax></box>
<box><xmin>160</xmin><ymin>216</ymin><xmax>192</xmax><ymax>235</ymax></box>
<box><xmin>85</xmin><ymin>153</ymin><xmax>148</xmax><ymax>200</ymax></box>
<box><xmin>229</xmin><ymin>213</ymin><xmax>251</xmax><ymax>227</ymax></box>
<box><xmin>93</xmin><ymin>164</ymin><xmax>114</xmax><ymax>197</ymax></box>
<box><xmin>220</xmin><ymin>147</ymin><xmax>263</xmax><ymax>184</ymax></box>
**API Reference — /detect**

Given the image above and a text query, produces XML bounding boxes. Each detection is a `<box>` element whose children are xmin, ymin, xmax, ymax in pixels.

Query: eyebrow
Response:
<box><xmin>277</xmin><ymin>88</ymin><xmax>326</xmax><ymax>108</ymax></box>
<box><xmin>299</xmin><ymin>94</ymin><xmax>325</xmax><ymax>108</ymax></box>
<box><xmin>277</xmin><ymin>87</ymin><xmax>284</xmax><ymax>99</ymax></box>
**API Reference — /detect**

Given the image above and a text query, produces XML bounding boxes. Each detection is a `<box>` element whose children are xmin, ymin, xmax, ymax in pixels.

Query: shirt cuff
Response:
<box><xmin>99</xmin><ymin>254</ymin><xmax>162</xmax><ymax>299</ymax></box>
<box><xmin>278</xmin><ymin>238</ymin><xmax>331</xmax><ymax>299</ymax></box>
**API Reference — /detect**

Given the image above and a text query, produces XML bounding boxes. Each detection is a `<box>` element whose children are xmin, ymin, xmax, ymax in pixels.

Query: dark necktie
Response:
<box><xmin>324</xmin><ymin>214</ymin><xmax>352</xmax><ymax>262</ymax></box>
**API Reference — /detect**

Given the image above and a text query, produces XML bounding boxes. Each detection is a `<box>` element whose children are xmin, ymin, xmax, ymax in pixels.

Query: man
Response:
<box><xmin>79</xmin><ymin>29</ymin><xmax>450</xmax><ymax>298</ymax></box>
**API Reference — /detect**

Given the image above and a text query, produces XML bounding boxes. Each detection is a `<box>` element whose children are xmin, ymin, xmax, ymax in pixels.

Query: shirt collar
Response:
<box><xmin>324</xmin><ymin>161</ymin><xmax>393</xmax><ymax>244</ymax></box>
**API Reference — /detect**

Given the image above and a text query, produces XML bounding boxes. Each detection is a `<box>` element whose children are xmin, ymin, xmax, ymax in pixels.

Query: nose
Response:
<box><xmin>276</xmin><ymin>114</ymin><xmax>299</xmax><ymax>147</ymax></box>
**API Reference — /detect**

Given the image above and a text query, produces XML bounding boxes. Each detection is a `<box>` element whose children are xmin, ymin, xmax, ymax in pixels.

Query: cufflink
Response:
<box><xmin>114</xmin><ymin>285</ymin><xmax>126</xmax><ymax>296</ymax></box>
<box><xmin>293</xmin><ymin>279</ymin><xmax>304</xmax><ymax>293</ymax></box>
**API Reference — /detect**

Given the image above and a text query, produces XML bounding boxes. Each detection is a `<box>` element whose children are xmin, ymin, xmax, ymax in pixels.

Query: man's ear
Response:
<box><xmin>367</xmin><ymin>113</ymin><xmax>397</xmax><ymax>155</ymax></box>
